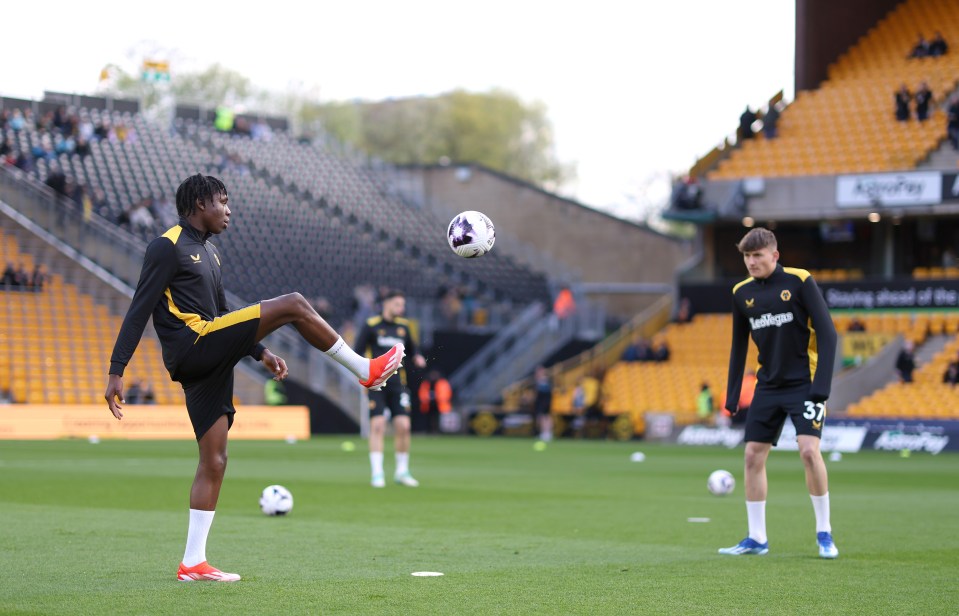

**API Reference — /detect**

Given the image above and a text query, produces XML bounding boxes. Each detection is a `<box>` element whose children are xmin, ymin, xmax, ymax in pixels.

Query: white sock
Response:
<box><xmin>810</xmin><ymin>492</ymin><xmax>831</xmax><ymax>533</ymax></box>
<box><xmin>325</xmin><ymin>336</ymin><xmax>369</xmax><ymax>380</ymax></box>
<box><xmin>182</xmin><ymin>509</ymin><xmax>215</xmax><ymax>567</ymax></box>
<box><xmin>746</xmin><ymin>500</ymin><xmax>767</xmax><ymax>544</ymax></box>
<box><xmin>396</xmin><ymin>452</ymin><xmax>409</xmax><ymax>475</ymax></box>
<box><xmin>370</xmin><ymin>451</ymin><xmax>384</xmax><ymax>476</ymax></box>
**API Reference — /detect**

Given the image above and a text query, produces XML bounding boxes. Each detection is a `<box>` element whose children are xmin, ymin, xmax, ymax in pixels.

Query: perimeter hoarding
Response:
<box><xmin>0</xmin><ymin>405</ymin><xmax>310</xmax><ymax>440</ymax></box>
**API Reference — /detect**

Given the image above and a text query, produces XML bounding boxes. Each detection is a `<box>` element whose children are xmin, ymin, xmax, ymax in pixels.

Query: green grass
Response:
<box><xmin>1</xmin><ymin>437</ymin><xmax>957</xmax><ymax>615</ymax></box>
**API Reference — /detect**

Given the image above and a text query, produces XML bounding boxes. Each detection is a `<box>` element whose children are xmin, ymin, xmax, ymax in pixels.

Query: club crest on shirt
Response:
<box><xmin>780</xmin><ymin>290</ymin><xmax>791</xmax><ymax>301</ymax></box>
<box><xmin>745</xmin><ymin>298</ymin><xmax>755</xmax><ymax>308</ymax></box>
<box><xmin>190</xmin><ymin>253</ymin><xmax>201</xmax><ymax>263</ymax></box>
<box><xmin>397</xmin><ymin>326</ymin><xmax>406</xmax><ymax>337</ymax></box>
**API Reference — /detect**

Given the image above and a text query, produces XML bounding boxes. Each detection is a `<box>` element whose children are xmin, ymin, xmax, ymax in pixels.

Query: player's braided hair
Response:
<box><xmin>175</xmin><ymin>173</ymin><xmax>228</xmax><ymax>217</ymax></box>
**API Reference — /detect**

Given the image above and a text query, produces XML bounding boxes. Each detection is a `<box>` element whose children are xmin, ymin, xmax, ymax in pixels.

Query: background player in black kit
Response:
<box><xmin>104</xmin><ymin>174</ymin><xmax>404</xmax><ymax>582</ymax></box>
<box><xmin>355</xmin><ymin>290</ymin><xmax>427</xmax><ymax>487</ymax></box>
<box><xmin>718</xmin><ymin>227</ymin><xmax>839</xmax><ymax>559</ymax></box>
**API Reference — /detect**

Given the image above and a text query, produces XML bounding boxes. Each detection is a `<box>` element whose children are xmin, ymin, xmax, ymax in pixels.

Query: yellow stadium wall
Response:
<box><xmin>0</xmin><ymin>405</ymin><xmax>310</xmax><ymax>440</ymax></box>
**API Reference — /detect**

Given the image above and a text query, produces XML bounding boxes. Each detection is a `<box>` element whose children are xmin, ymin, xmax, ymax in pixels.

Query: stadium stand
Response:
<box><xmin>507</xmin><ymin>305</ymin><xmax>959</xmax><ymax>436</ymax></box>
<box><xmin>0</xmin><ymin>226</ymin><xmax>180</xmax><ymax>404</ymax></box>
<box><xmin>547</xmin><ymin>314</ymin><xmax>759</xmax><ymax>433</ymax></box>
<box><xmin>3</xmin><ymin>102</ymin><xmax>550</xmax><ymax>322</ymax></box>
<box><xmin>847</xmin><ymin>335</ymin><xmax>959</xmax><ymax>418</ymax></box>
<box><xmin>710</xmin><ymin>0</ymin><xmax>959</xmax><ymax>179</ymax></box>
<box><xmin>180</xmin><ymin>118</ymin><xmax>550</xmax><ymax>314</ymax></box>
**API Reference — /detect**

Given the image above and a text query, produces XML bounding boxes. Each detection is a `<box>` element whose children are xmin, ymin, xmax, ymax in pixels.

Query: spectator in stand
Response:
<box><xmin>895</xmin><ymin>84</ymin><xmax>912</xmax><ymax>121</ymax></box>
<box><xmin>78</xmin><ymin>116</ymin><xmax>95</xmax><ymax>142</ymax></box>
<box><xmin>75</xmin><ymin>138</ymin><xmax>91</xmax><ymax>158</ymax></box>
<box><xmin>915</xmin><ymin>82</ymin><xmax>934</xmax><ymax>122</ymax></box>
<box><xmin>94</xmin><ymin>120</ymin><xmax>109</xmax><ymax>141</ymax></box>
<box><xmin>671</xmin><ymin>176</ymin><xmax>702</xmax><ymax>210</ymax></box>
<box><xmin>763</xmin><ymin>103</ymin><xmax>781</xmax><ymax>139</ymax></box>
<box><xmin>675</xmin><ymin>297</ymin><xmax>694</xmax><ymax>324</ymax></box>
<box><xmin>943</xmin><ymin>356</ymin><xmax>959</xmax><ymax>385</ymax></box>
<box><xmin>129</xmin><ymin>198</ymin><xmax>156</xmax><ymax>233</ymax></box>
<box><xmin>621</xmin><ymin>334</ymin><xmax>652</xmax><ymax>362</ymax></box>
<box><xmin>2</xmin><ymin>263</ymin><xmax>17</xmax><ymax>288</ymax></box>
<box><xmin>251</xmin><ymin>120</ymin><xmax>273</xmax><ymax>142</ymax></box>
<box><xmin>553</xmin><ymin>286</ymin><xmax>576</xmax><ymax>324</ymax></box>
<box><xmin>0</xmin><ymin>137</ymin><xmax>11</xmax><ymax>159</ymax></box>
<box><xmin>137</xmin><ymin>381</ymin><xmax>156</xmax><ymax>404</ymax></box>
<box><xmin>847</xmin><ymin>317</ymin><xmax>866</xmax><ymax>332</ymax></box>
<box><xmin>896</xmin><ymin>341</ymin><xmax>916</xmax><ymax>383</ymax></box>
<box><xmin>929</xmin><ymin>31</ymin><xmax>948</xmax><ymax>57</ymax></box>
<box><xmin>29</xmin><ymin>264</ymin><xmax>48</xmax><ymax>292</ymax></box>
<box><xmin>697</xmin><ymin>382</ymin><xmax>715</xmax><ymax>425</ymax></box>
<box><xmin>45</xmin><ymin>170</ymin><xmax>68</xmax><ymax>197</ymax></box>
<box><xmin>652</xmin><ymin>337</ymin><xmax>671</xmax><ymax>362</ymax></box>
<box><xmin>910</xmin><ymin>34</ymin><xmax>930</xmax><ymax>58</ymax></box>
<box><xmin>739</xmin><ymin>106</ymin><xmax>757</xmax><ymax>141</ymax></box>
<box><xmin>948</xmin><ymin>96</ymin><xmax>959</xmax><ymax>150</ymax></box>
<box><xmin>530</xmin><ymin>365</ymin><xmax>553</xmax><ymax>441</ymax></box>
<box><xmin>13</xmin><ymin>263</ymin><xmax>28</xmax><ymax>287</ymax></box>
<box><xmin>0</xmin><ymin>109</ymin><xmax>8</xmax><ymax>131</ymax></box>
<box><xmin>9</xmin><ymin>109</ymin><xmax>26</xmax><ymax>132</ymax></box>
<box><xmin>125</xmin><ymin>380</ymin><xmax>142</xmax><ymax>404</ymax></box>
<box><xmin>418</xmin><ymin>370</ymin><xmax>452</xmax><ymax>435</ymax></box>
<box><xmin>14</xmin><ymin>152</ymin><xmax>34</xmax><ymax>172</ymax></box>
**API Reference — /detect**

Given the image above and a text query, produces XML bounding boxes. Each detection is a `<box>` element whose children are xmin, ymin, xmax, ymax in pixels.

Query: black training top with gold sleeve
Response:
<box><xmin>109</xmin><ymin>218</ymin><xmax>264</xmax><ymax>378</ymax></box>
<box><xmin>726</xmin><ymin>264</ymin><xmax>837</xmax><ymax>409</ymax></box>
<box><xmin>354</xmin><ymin>315</ymin><xmax>418</xmax><ymax>389</ymax></box>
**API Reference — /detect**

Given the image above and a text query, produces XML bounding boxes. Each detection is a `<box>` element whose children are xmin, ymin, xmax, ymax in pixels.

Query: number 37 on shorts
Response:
<box><xmin>803</xmin><ymin>401</ymin><xmax>827</xmax><ymax>432</ymax></box>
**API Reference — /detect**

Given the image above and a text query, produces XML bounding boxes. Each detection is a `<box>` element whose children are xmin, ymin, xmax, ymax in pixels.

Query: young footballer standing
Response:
<box><xmin>105</xmin><ymin>174</ymin><xmax>404</xmax><ymax>581</ymax></box>
<box><xmin>719</xmin><ymin>228</ymin><xmax>839</xmax><ymax>559</ymax></box>
<box><xmin>355</xmin><ymin>290</ymin><xmax>427</xmax><ymax>488</ymax></box>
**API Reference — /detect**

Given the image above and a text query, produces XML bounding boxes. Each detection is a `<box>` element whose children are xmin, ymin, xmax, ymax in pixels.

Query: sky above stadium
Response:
<box><xmin>3</xmin><ymin>0</ymin><xmax>795</xmax><ymax>221</ymax></box>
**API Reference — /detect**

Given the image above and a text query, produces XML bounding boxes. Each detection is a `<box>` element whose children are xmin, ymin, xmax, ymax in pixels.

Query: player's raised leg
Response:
<box><xmin>798</xmin><ymin>434</ymin><xmax>838</xmax><ymax>558</ymax></box>
<box><xmin>256</xmin><ymin>293</ymin><xmax>404</xmax><ymax>389</ymax></box>
<box><xmin>393</xmin><ymin>414</ymin><xmax>418</xmax><ymax>487</ymax></box>
<box><xmin>719</xmin><ymin>441</ymin><xmax>771</xmax><ymax>555</ymax></box>
<box><xmin>178</xmin><ymin>415</ymin><xmax>240</xmax><ymax>581</ymax></box>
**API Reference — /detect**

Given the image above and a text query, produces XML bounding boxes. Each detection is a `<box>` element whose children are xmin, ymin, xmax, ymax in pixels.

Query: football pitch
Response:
<box><xmin>1</xmin><ymin>437</ymin><xmax>956</xmax><ymax>615</ymax></box>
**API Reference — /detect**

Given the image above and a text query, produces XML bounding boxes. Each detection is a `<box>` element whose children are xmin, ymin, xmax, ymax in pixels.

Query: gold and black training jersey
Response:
<box><xmin>354</xmin><ymin>315</ymin><xmax>418</xmax><ymax>388</ymax></box>
<box><xmin>109</xmin><ymin>218</ymin><xmax>263</xmax><ymax>377</ymax></box>
<box><xmin>726</xmin><ymin>264</ymin><xmax>837</xmax><ymax>410</ymax></box>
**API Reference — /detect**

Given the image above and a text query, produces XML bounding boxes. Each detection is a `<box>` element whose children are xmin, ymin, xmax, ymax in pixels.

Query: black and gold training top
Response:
<box><xmin>109</xmin><ymin>219</ymin><xmax>263</xmax><ymax>377</ymax></box>
<box><xmin>726</xmin><ymin>264</ymin><xmax>837</xmax><ymax>409</ymax></box>
<box><xmin>354</xmin><ymin>315</ymin><xmax>418</xmax><ymax>388</ymax></box>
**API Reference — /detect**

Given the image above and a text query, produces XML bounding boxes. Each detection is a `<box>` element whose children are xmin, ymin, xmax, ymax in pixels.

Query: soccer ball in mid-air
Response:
<box><xmin>447</xmin><ymin>211</ymin><xmax>495</xmax><ymax>258</ymax></box>
<box><xmin>707</xmin><ymin>470</ymin><xmax>735</xmax><ymax>496</ymax></box>
<box><xmin>259</xmin><ymin>485</ymin><xmax>294</xmax><ymax>516</ymax></box>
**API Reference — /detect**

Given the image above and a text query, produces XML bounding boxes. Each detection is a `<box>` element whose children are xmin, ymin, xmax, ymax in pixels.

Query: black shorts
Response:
<box><xmin>744</xmin><ymin>383</ymin><xmax>826</xmax><ymax>445</ymax></box>
<box><xmin>369</xmin><ymin>384</ymin><xmax>411</xmax><ymax>418</ymax></box>
<box><xmin>172</xmin><ymin>304</ymin><xmax>261</xmax><ymax>440</ymax></box>
<box><xmin>533</xmin><ymin>392</ymin><xmax>552</xmax><ymax>416</ymax></box>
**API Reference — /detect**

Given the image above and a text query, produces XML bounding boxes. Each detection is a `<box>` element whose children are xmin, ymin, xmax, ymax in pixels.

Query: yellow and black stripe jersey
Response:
<box><xmin>726</xmin><ymin>264</ymin><xmax>838</xmax><ymax>410</ymax></box>
<box><xmin>109</xmin><ymin>218</ymin><xmax>262</xmax><ymax>377</ymax></box>
<box><xmin>354</xmin><ymin>315</ymin><xmax>418</xmax><ymax>387</ymax></box>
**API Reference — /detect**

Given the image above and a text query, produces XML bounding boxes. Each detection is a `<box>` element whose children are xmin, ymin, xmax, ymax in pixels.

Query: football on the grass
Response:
<box><xmin>707</xmin><ymin>470</ymin><xmax>735</xmax><ymax>496</ymax></box>
<box><xmin>259</xmin><ymin>484</ymin><xmax>294</xmax><ymax>516</ymax></box>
